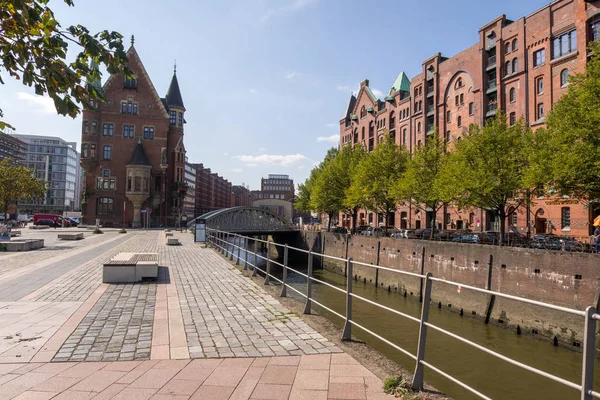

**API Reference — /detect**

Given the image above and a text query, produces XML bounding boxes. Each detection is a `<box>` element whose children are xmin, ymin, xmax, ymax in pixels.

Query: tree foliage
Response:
<box><xmin>541</xmin><ymin>39</ymin><xmax>600</xmax><ymax>200</ymax></box>
<box><xmin>0</xmin><ymin>0</ymin><xmax>130</xmax><ymax>129</ymax></box>
<box><xmin>0</xmin><ymin>157</ymin><xmax>47</xmax><ymax>219</ymax></box>
<box><xmin>348</xmin><ymin>134</ymin><xmax>409</xmax><ymax>234</ymax></box>
<box><xmin>437</xmin><ymin>113</ymin><xmax>534</xmax><ymax>243</ymax></box>
<box><xmin>394</xmin><ymin>130</ymin><xmax>448</xmax><ymax>237</ymax></box>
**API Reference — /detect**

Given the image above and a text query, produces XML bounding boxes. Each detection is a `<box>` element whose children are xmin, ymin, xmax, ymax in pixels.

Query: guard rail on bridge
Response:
<box><xmin>206</xmin><ymin>228</ymin><xmax>599</xmax><ymax>400</ymax></box>
<box><xmin>187</xmin><ymin>207</ymin><xmax>297</xmax><ymax>234</ymax></box>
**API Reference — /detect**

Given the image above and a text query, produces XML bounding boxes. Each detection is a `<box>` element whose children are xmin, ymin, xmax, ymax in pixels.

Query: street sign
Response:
<box><xmin>195</xmin><ymin>219</ymin><xmax>206</xmax><ymax>243</ymax></box>
<box><xmin>141</xmin><ymin>210</ymin><xmax>147</xmax><ymax>213</ymax></box>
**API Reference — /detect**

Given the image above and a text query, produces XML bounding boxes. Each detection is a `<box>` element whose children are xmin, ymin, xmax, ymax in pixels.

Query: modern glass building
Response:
<box><xmin>15</xmin><ymin>134</ymin><xmax>82</xmax><ymax>213</ymax></box>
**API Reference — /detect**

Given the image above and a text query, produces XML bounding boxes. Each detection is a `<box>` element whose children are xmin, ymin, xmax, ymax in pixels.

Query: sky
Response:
<box><xmin>1</xmin><ymin>0</ymin><xmax>553</xmax><ymax>190</ymax></box>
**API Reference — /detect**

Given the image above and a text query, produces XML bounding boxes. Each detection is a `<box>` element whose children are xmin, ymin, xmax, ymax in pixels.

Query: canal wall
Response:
<box><xmin>300</xmin><ymin>231</ymin><xmax>600</xmax><ymax>351</ymax></box>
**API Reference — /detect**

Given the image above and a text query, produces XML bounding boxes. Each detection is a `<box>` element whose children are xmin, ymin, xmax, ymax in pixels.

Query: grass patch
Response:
<box><xmin>383</xmin><ymin>375</ymin><xmax>424</xmax><ymax>399</ymax></box>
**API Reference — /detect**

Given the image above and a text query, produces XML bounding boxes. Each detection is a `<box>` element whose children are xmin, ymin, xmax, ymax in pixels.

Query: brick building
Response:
<box><xmin>183</xmin><ymin>161</ymin><xmax>197</xmax><ymax>220</ymax></box>
<box><xmin>193</xmin><ymin>163</ymin><xmax>232</xmax><ymax>215</ymax></box>
<box><xmin>80</xmin><ymin>39</ymin><xmax>188</xmax><ymax>227</ymax></box>
<box><xmin>231</xmin><ymin>185</ymin><xmax>252</xmax><ymax>207</ymax></box>
<box><xmin>340</xmin><ymin>0</ymin><xmax>600</xmax><ymax>238</ymax></box>
<box><xmin>251</xmin><ymin>174</ymin><xmax>294</xmax><ymax>202</ymax></box>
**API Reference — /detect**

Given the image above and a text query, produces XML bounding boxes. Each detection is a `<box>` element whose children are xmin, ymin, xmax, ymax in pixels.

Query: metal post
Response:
<box><xmin>264</xmin><ymin>240</ymin><xmax>271</xmax><ymax>285</ymax></box>
<box><xmin>303</xmin><ymin>250</ymin><xmax>313</xmax><ymax>314</ymax></box>
<box><xmin>342</xmin><ymin>258</ymin><xmax>353</xmax><ymax>341</ymax></box>
<box><xmin>581</xmin><ymin>306</ymin><xmax>597</xmax><ymax>400</ymax></box>
<box><xmin>229</xmin><ymin>233</ymin><xmax>235</xmax><ymax>261</ymax></box>
<box><xmin>243</xmin><ymin>237</ymin><xmax>248</xmax><ymax>270</ymax></box>
<box><xmin>252</xmin><ymin>240</ymin><xmax>259</xmax><ymax>277</ymax></box>
<box><xmin>412</xmin><ymin>272</ymin><xmax>433</xmax><ymax>390</ymax></box>
<box><xmin>280</xmin><ymin>245</ymin><xmax>288</xmax><ymax>297</ymax></box>
<box><xmin>236</xmin><ymin>235</ymin><xmax>241</xmax><ymax>266</ymax></box>
<box><xmin>419</xmin><ymin>247</ymin><xmax>426</xmax><ymax>302</ymax></box>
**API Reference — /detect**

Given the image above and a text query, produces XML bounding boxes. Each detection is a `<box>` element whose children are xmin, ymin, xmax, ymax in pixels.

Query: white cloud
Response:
<box><xmin>336</xmin><ymin>83</ymin><xmax>361</xmax><ymax>95</ymax></box>
<box><xmin>285</xmin><ymin>71</ymin><xmax>299</xmax><ymax>80</ymax></box>
<box><xmin>258</xmin><ymin>147</ymin><xmax>267</xmax><ymax>152</ymax></box>
<box><xmin>372</xmin><ymin>89</ymin><xmax>384</xmax><ymax>99</ymax></box>
<box><xmin>16</xmin><ymin>92</ymin><xmax>55</xmax><ymax>114</ymax></box>
<box><xmin>233</xmin><ymin>154</ymin><xmax>311</xmax><ymax>167</ymax></box>
<box><xmin>325</xmin><ymin>123</ymin><xmax>337</xmax><ymax>128</ymax></box>
<box><xmin>246</xmin><ymin>163</ymin><xmax>258</xmax><ymax>167</ymax></box>
<box><xmin>260</xmin><ymin>0</ymin><xmax>318</xmax><ymax>22</ymax></box>
<box><xmin>316</xmin><ymin>135</ymin><xmax>339</xmax><ymax>144</ymax></box>
<box><xmin>249</xmin><ymin>88</ymin><xmax>258</xmax><ymax>94</ymax></box>
<box><xmin>231</xmin><ymin>168</ymin><xmax>243</xmax><ymax>173</ymax></box>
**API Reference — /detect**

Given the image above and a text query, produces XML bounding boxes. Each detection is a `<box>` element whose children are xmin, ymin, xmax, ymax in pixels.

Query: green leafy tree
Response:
<box><xmin>0</xmin><ymin>0</ymin><xmax>130</xmax><ymax>129</ymax></box>
<box><xmin>336</xmin><ymin>144</ymin><xmax>366</xmax><ymax>233</ymax></box>
<box><xmin>394</xmin><ymin>130</ymin><xmax>448</xmax><ymax>238</ymax></box>
<box><xmin>437</xmin><ymin>113</ymin><xmax>534</xmax><ymax>244</ymax></box>
<box><xmin>0</xmin><ymin>157</ymin><xmax>47</xmax><ymax>220</ymax></box>
<box><xmin>348</xmin><ymin>134</ymin><xmax>409</xmax><ymax>235</ymax></box>
<box><xmin>309</xmin><ymin>148</ymin><xmax>339</xmax><ymax>231</ymax></box>
<box><xmin>540</xmin><ymin>40</ymin><xmax>600</xmax><ymax>201</ymax></box>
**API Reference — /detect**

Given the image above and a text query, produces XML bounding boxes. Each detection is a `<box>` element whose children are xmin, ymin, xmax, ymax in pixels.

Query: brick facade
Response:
<box><xmin>339</xmin><ymin>0</ymin><xmax>600</xmax><ymax>238</ymax></box>
<box><xmin>231</xmin><ymin>185</ymin><xmax>252</xmax><ymax>207</ymax></box>
<box><xmin>80</xmin><ymin>42</ymin><xmax>187</xmax><ymax>227</ymax></box>
<box><xmin>193</xmin><ymin>163</ymin><xmax>232</xmax><ymax>215</ymax></box>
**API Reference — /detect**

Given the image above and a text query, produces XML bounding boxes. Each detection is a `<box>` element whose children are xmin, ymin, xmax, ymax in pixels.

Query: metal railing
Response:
<box><xmin>205</xmin><ymin>228</ymin><xmax>599</xmax><ymax>400</ymax></box>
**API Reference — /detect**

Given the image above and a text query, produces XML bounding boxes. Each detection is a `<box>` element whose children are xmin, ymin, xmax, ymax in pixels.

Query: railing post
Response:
<box><xmin>412</xmin><ymin>272</ymin><xmax>433</xmax><ymax>390</ymax></box>
<box><xmin>229</xmin><ymin>233</ymin><xmax>235</xmax><ymax>261</ymax></box>
<box><xmin>243</xmin><ymin>237</ymin><xmax>248</xmax><ymax>270</ymax></box>
<box><xmin>252</xmin><ymin>240</ymin><xmax>259</xmax><ymax>277</ymax></box>
<box><xmin>221</xmin><ymin>231</ymin><xmax>225</xmax><ymax>255</ymax></box>
<box><xmin>419</xmin><ymin>247</ymin><xmax>426</xmax><ymax>302</ymax></box>
<box><xmin>218</xmin><ymin>231</ymin><xmax>223</xmax><ymax>253</ymax></box>
<box><xmin>342</xmin><ymin>257</ymin><xmax>353</xmax><ymax>341</ymax></box>
<box><xmin>264</xmin><ymin>240</ymin><xmax>271</xmax><ymax>285</ymax></box>
<box><xmin>581</xmin><ymin>306</ymin><xmax>597</xmax><ymax>400</ymax></box>
<box><xmin>303</xmin><ymin>250</ymin><xmax>313</xmax><ymax>314</ymax></box>
<box><xmin>236</xmin><ymin>235</ymin><xmax>241</xmax><ymax>265</ymax></box>
<box><xmin>280</xmin><ymin>245</ymin><xmax>288</xmax><ymax>297</ymax></box>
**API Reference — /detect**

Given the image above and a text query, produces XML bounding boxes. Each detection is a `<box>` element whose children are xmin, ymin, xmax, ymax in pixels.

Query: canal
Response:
<box><xmin>224</xmin><ymin>239</ymin><xmax>600</xmax><ymax>399</ymax></box>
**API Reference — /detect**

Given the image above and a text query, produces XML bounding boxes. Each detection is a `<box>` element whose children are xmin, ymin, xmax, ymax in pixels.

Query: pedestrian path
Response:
<box><xmin>0</xmin><ymin>230</ymin><xmax>395</xmax><ymax>399</ymax></box>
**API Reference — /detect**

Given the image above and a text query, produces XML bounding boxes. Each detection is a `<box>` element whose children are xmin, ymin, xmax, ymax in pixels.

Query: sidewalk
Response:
<box><xmin>0</xmin><ymin>230</ymin><xmax>395</xmax><ymax>399</ymax></box>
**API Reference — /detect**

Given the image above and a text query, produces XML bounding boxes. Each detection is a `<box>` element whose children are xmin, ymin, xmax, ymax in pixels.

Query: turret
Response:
<box><xmin>165</xmin><ymin>62</ymin><xmax>185</xmax><ymax>129</ymax></box>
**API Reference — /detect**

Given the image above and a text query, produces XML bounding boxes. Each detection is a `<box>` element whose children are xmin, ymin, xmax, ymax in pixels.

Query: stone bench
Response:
<box><xmin>29</xmin><ymin>226</ymin><xmax>49</xmax><ymax>230</ymax></box>
<box><xmin>8</xmin><ymin>230</ymin><xmax>21</xmax><ymax>237</ymax></box>
<box><xmin>58</xmin><ymin>233</ymin><xmax>84</xmax><ymax>240</ymax></box>
<box><xmin>4</xmin><ymin>239</ymin><xmax>44</xmax><ymax>252</ymax></box>
<box><xmin>166</xmin><ymin>237</ymin><xmax>179</xmax><ymax>246</ymax></box>
<box><xmin>165</xmin><ymin>232</ymin><xmax>173</xmax><ymax>237</ymax></box>
<box><xmin>103</xmin><ymin>253</ymin><xmax>159</xmax><ymax>283</ymax></box>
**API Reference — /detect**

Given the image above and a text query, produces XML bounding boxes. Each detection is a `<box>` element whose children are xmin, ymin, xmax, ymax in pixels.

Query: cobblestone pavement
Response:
<box><xmin>0</xmin><ymin>354</ymin><xmax>393</xmax><ymax>400</ymax></box>
<box><xmin>53</xmin><ymin>284</ymin><xmax>156</xmax><ymax>362</ymax></box>
<box><xmin>165</xmin><ymin>234</ymin><xmax>342</xmax><ymax>358</ymax></box>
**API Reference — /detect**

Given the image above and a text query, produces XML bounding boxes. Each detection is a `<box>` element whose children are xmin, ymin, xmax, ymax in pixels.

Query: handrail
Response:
<box><xmin>205</xmin><ymin>228</ymin><xmax>598</xmax><ymax>400</ymax></box>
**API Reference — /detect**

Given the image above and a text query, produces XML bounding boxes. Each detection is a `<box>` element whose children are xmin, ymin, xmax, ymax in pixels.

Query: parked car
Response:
<box><xmin>355</xmin><ymin>225</ymin><xmax>370</xmax><ymax>234</ymax></box>
<box><xmin>66</xmin><ymin>217</ymin><xmax>79</xmax><ymax>227</ymax></box>
<box><xmin>34</xmin><ymin>213</ymin><xmax>61</xmax><ymax>225</ymax></box>
<box><xmin>35</xmin><ymin>219</ymin><xmax>57</xmax><ymax>227</ymax></box>
<box><xmin>452</xmin><ymin>233</ymin><xmax>480</xmax><ymax>244</ymax></box>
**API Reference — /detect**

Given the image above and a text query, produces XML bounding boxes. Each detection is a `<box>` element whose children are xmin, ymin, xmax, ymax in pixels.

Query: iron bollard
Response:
<box><xmin>264</xmin><ymin>240</ymin><xmax>271</xmax><ymax>285</ymax></box>
<box><xmin>303</xmin><ymin>250</ymin><xmax>313</xmax><ymax>314</ymax></box>
<box><xmin>243</xmin><ymin>237</ymin><xmax>248</xmax><ymax>270</ymax></box>
<box><xmin>412</xmin><ymin>272</ymin><xmax>433</xmax><ymax>390</ymax></box>
<box><xmin>236</xmin><ymin>235</ymin><xmax>241</xmax><ymax>266</ymax></box>
<box><xmin>342</xmin><ymin>257</ymin><xmax>353</xmax><ymax>341</ymax></box>
<box><xmin>280</xmin><ymin>245</ymin><xmax>288</xmax><ymax>297</ymax></box>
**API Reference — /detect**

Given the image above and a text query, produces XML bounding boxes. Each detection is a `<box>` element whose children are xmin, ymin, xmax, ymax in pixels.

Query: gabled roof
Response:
<box><xmin>389</xmin><ymin>72</ymin><xmax>411</xmax><ymax>95</ymax></box>
<box><xmin>342</xmin><ymin>95</ymin><xmax>357</xmax><ymax>119</ymax></box>
<box><xmin>166</xmin><ymin>73</ymin><xmax>185</xmax><ymax>109</ymax></box>
<box><xmin>127</xmin><ymin>139</ymin><xmax>152</xmax><ymax>167</ymax></box>
<box><xmin>365</xmin><ymin>86</ymin><xmax>379</xmax><ymax>102</ymax></box>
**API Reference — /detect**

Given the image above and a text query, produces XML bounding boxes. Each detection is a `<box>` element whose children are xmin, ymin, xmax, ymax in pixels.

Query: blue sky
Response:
<box><xmin>1</xmin><ymin>0</ymin><xmax>551</xmax><ymax>189</ymax></box>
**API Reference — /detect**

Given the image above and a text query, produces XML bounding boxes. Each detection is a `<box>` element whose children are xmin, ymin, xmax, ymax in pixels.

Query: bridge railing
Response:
<box><xmin>205</xmin><ymin>228</ymin><xmax>599</xmax><ymax>400</ymax></box>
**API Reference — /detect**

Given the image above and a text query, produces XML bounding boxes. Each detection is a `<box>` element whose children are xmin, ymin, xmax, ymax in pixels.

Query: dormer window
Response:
<box><xmin>124</xmin><ymin>76</ymin><xmax>137</xmax><ymax>89</ymax></box>
<box><xmin>170</xmin><ymin>111</ymin><xmax>176</xmax><ymax>125</ymax></box>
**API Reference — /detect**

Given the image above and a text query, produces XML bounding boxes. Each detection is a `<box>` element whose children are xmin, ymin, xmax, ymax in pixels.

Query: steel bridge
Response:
<box><xmin>189</xmin><ymin>207</ymin><xmax>296</xmax><ymax>234</ymax></box>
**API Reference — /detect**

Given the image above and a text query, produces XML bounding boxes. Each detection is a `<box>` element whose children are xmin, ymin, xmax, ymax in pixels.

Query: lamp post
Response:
<box><xmin>122</xmin><ymin>199</ymin><xmax>126</xmax><ymax>230</ymax></box>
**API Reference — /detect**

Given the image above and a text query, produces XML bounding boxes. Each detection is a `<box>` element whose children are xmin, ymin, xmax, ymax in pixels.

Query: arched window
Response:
<box><xmin>512</xmin><ymin>58</ymin><xmax>519</xmax><ymax>73</ymax></box>
<box><xmin>389</xmin><ymin>111</ymin><xmax>395</xmax><ymax>130</ymax></box>
<box><xmin>455</xmin><ymin>78</ymin><xmax>463</xmax><ymax>89</ymax></box>
<box><xmin>446</xmin><ymin>110</ymin><xmax>451</xmax><ymax>123</ymax></box>
<box><xmin>360</xmin><ymin>106</ymin><xmax>367</xmax><ymax>118</ymax></box>
<box><xmin>417</xmin><ymin>122</ymin><xmax>421</xmax><ymax>133</ymax></box>
<box><xmin>512</xmin><ymin>38</ymin><xmax>518</xmax><ymax>51</ymax></box>
<box><xmin>560</xmin><ymin>68</ymin><xmax>569</xmax><ymax>87</ymax></box>
<box><xmin>402</xmin><ymin>128</ymin><xmax>407</xmax><ymax>144</ymax></box>
<box><xmin>369</xmin><ymin>121</ymin><xmax>374</xmax><ymax>137</ymax></box>
<box><xmin>353</xmin><ymin>129</ymin><xmax>358</xmax><ymax>144</ymax></box>
<box><xmin>509</xmin><ymin>88</ymin><xmax>516</xmax><ymax>103</ymax></box>
<box><xmin>457</xmin><ymin>116</ymin><xmax>462</xmax><ymax>127</ymax></box>
<box><xmin>505</xmin><ymin>61</ymin><xmax>512</xmax><ymax>76</ymax></box>
<box><xmin>82</xmin><ymin>144</ymin><xmax>88</xmax><ymax>158</ymax></box>
<box><xmin>361</xmin><ymin>127</ymin><xmax>365</xmax><ymax>140</ymax></box>
<box><xmin>417</xmin><ymin>140</ymin><xmax>422</xmax><ymax>148</ymax></box>
<box><xmin>505</xmin><ymin>42</ymin><xmax>511</xmax><ymax>54</ymax></box>
<box><xmin>90</xmin><ymin>144</ymin><xmax>96</xmax><ymax>158</ymax></box>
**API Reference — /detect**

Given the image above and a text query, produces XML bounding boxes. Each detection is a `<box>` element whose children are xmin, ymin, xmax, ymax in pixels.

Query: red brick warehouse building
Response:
<box><xmin>339</xmin><ymin>0</ymin><xmax>600</xmax><ymax>238</ymax></box>
<box><xmin>80</xmin><ymin>38</ymin><xmax>188</xmax><ymax>227</ymax></box>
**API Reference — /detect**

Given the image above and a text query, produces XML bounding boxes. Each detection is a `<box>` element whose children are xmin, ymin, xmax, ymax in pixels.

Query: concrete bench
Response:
<box><xmin>165</xmin><ymin>232</ymin><xmax>173</xmax><ymax>237</ymax></box>
<box><xmin>58</xmin><ymin>233</ymin><xmax>84</xmax><ymax>240</ymax></box>
<box><xmin>4</xmin><ymin>239</ymin><xmax>44</xmax><ymax>252</ymax></box>
<box><xmin>103</xmin><ymin>253</ymin><xmax>159</xmax><ymax>283</ymax></box>
<box><xmin>29</xmin><ymin>226</ymin><xmax>49</xmax><ymax>230</ymax></box>
<box><xmin>8</xmin><ymin>230</ymin><xmax>21</xmax><ymax>237</ymax></box>
<box><xmin>166</xmin><ymin>237</ymin><xmax>179</xmax><ymax>246</ymax></box>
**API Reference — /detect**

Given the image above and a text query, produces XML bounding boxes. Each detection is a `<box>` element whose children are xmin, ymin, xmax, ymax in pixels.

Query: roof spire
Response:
<box><xmin>130</xmin><ymin>34</ymin><xmax>135</xmax><ymax>46</ymax></box>
<box><xmin>174</xmin><ymin>59</ymin><xmax>177</xmax><ymax>75</ymax></box>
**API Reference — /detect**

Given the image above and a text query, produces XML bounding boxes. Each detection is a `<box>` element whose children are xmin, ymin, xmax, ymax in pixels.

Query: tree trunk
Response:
<box><xmin>430</xmin><ymin>206</ymin><xmax>435</xmax><ymax>240</ymax></box>
<box><xmin>351</xmin><ymin>207</ymin><xmax>358</xmax><ymax>234</ymax></box>
<box><xmin>498</xmin><ymin>209</ymin><xmax>506</xmax><ymax>247</ymax></box>
<box><xmin>3</xmin><ymin>200</ymin><xmax>8</xmax><ymax>223</ymax></box>
<box><xmin>384</xmin><ymin>207</ymin><xmax>389</xmax><ymax>236</ymax></box>
<box><xmin>327</xmin><ymin>212</ymin><xmax>333</xmax><ymax>232</ymax></box>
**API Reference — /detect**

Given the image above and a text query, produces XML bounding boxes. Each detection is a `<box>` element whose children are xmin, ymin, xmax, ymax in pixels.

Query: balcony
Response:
<box><xmin>486</xmin><ymin>79</ymin><xmax>497</xmax><ymax>94</ymax></box>
<box><xmin>486</xmin><ymin>55</ymin><xmax>497</xmax><ymax>71</ymax></box>
<box><xmin>426</xmin><ymin>85</ymin><xmax>434</xmax><ymax>97</ymax></box>
<box><xmin>172</xmin><ymin>181</ymin><xmax>189</xmax><ymax>193</ymax></box>
<box><xmin>486</xmin><ymin>102</ymin><xmax>498</xmax><ymax>117</ymax></box>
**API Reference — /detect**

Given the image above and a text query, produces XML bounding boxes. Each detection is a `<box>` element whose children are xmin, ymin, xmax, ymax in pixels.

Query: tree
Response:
<box><xmin>0</xmin><ymin>157</ymin><xmax>47</xmax><ymax>220</ymax></box>
<box><xmin>394</xmin><ymin>130</ymin><xmax>448</xmax><ymax>238</ymax></box>
<box><xmin>348</xmin><ymin>134</ymin><xmax>409</xmax><ymax>235</ymax></box>
<box><xmin>540</xmin><ymin>40</ymin><xmax>600</xmax><ymax>200</ymax></box>
<box><xmin>437</xmin><ymin>113</ymin><xmax>534</xmax><ymax>245</ymax></box>
<box><xmin>0</xmin><ymin>0</ymin><xmax>130</xmax><ymax>129</ymax></box>
<box><xmin>308</xmin><ymin>148</ymin><xmax>339</xmax><ymax>231</ymax></box>
<box><xmin>336</xmin><ymin>145</ymin><xmax>366</xmax><ymax>233</ymax></box>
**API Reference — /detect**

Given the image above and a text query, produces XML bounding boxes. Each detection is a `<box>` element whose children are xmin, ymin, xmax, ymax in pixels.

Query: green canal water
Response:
<box><xmin>279</xmin><ymin>260</ymin><xmax>600</xmax><ymax>400</ymax></box>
